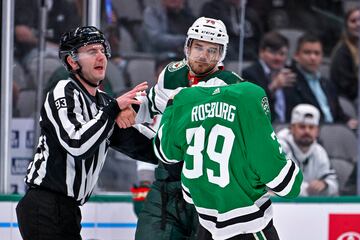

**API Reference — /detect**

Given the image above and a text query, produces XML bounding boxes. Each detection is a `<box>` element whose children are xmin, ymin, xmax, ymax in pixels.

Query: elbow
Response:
<box><xmin>271</xmin><ymin>171</ymin><xmax>303</xmax><ymax>199</ymax></box>
<box><xmin>282</xmin><ymin>185</ymin><xmax>301</xmax><ymax>199</ymax></box>
<box><xmin>284</xmin><ymin>173</ymin><xmax>303</xmax><ymax>199</ymax></box>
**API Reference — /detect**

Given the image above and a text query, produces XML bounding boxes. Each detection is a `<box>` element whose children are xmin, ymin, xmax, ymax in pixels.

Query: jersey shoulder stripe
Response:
<box><xmin>212</xmin><ymin>70</ymin><xmax>244</xmax><ymax>84</ymax></box>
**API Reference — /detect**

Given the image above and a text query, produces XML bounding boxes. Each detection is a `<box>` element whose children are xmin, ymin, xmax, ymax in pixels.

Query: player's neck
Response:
<box><xmin>75</xmin><ymin>74</ymin><xmax>98</xmax><ymax>96</ymax></box>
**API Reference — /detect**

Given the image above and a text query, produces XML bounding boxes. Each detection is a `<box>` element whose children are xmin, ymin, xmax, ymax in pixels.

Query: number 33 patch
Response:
<box><xmin>55</xmin><ymin>98</ymin><xmax>67</xmax><ymax>109</ymax></box>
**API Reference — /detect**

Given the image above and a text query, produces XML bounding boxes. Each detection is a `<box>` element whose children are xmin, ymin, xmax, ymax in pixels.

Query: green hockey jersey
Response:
<box><xmin>135</xmin><ymin>59</ymin><xmax>242</xmax><ymax>124</ymax></box>
<box><xmin>135</xmin><ymin>59</ymin><xmax>243</xmax><ymax>181</ymax></box>
<box><xmin>154</xmin><ymin>82</ymin><xmax>303</xmax><ymax>239</ymax></box>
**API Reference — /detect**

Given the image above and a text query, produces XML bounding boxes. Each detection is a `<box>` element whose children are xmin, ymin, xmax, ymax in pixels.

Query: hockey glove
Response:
<box><xmin>131</xmin><ymin>181</ymin><xmax>151</xmax><ymax>217</ymax></box>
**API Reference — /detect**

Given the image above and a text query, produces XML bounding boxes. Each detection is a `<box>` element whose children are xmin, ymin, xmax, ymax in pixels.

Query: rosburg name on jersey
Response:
<box><xmin>191</xmin><ymin>102</ymin><xmax>236</xmax><ymax>122</ymax></box>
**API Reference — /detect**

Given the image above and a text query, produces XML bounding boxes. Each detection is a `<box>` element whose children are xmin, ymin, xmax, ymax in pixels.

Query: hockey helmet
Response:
<box><xmin>185</xmin><ymin>17</ymin><xmax>229</xmax><ymax>61</ymax></box>
<box><xmin>59</xmin><ymin>26</ymin><xmax>111</xmax><ymax>71</ymax></box>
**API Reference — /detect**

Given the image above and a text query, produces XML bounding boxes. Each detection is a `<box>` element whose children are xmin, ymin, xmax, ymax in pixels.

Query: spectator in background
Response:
<box><xmin>12</xmin><ymin>62</ymin><xmax>25</xmax><ymax>117</ymax></box>
<box><xmin>14</xmin><ymin>0</ymin><xmax>81</xmax><ymax>91</ymax></box>
<box><xmin>12</xmin><ymin>83</ymin><xmax>20</xmax><ymax>117</ymax></box>
<box><xmin>140</xmin><ymin>0</ymin><xmax>195</xmax><ymax>58</ymax></box>
<box><xmin>45</xmin><ymin>2</ymin><xmax>131</xmax><ymax>98</ymax></box>
<box><xmin>246</xmin><ymin>0</ymin><xmax>278</xmax><ymax>31</ymax></box>
<box><xmin>283</xmin><ymin>0</ymin><xmax>343</xmax><ymax>56</ymax></box>
<box><xmin>330</xmin><ymin>7</ymin><xmax>360</xmax><ymax>103</ymax></box>
<box><xmin>14</xmin><ymin>0</ymin><xmax>81</xmax><ymax>64</ymax></box>
<box><xmin>100</xmin><ymin>1</ymin><xmax>132</xmax><ymax>95</ymax></box>
<box><xmin>285</xmin><ymin>33</ymin><xmax>358</xmax><ymax>129</ymax></box>
<box><xmin>200</xmin><ymin>0</ymin><xmax>263</xmax><ymax>61</ymax></box>
<box><xmin>277</xmin><ymin>104</ymin><xmax>339</xmax><ymax>196</ymax></box>
<box><xmin>14</xmin><ymin>0</ymin><xmax>39</xmax><ymax>64</ymax></box>
<box><xmin>154</xmin><ymin>53</ymin><xmax>182</xmax><ymax>79</ymax></box>
<box><xmin>242</xmin><ymin>31</ymin><xmax>296</xmax><ymax>123</ymax></box>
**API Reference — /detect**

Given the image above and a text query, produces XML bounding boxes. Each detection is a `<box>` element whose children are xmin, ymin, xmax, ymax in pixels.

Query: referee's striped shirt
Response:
<box><xmin>25</xmin><ymin>77</ymin><xmax>156</xmax><ymax>205</ymax></box>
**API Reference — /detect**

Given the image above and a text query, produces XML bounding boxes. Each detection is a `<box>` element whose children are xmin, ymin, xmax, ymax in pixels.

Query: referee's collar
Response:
<box><xmin>70</xmin><ymin>74</ymin><xmax>99</xmax><ymax>103</ymax></box>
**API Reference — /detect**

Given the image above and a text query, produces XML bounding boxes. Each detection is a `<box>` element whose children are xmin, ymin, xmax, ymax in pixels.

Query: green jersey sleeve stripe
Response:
<box><xmin>271</xmin><ymin>161</ymin><xmax>296</xmax><ymax>192</ymax></box>
<box><xmin>151</xmin><ymin>87</ymin><xmax>162</xmax><ymax>114</ymax></box>
<box><xmin>181</xmin><ymin>184</ymin><xmax>194</xmax><ymax>204</ymax></box>
<box><xmin>266</xmin><ymin>160</ymin><xmax>293</xmax><ymax>189</ymax></box>
<box><xmin>182</xmin><ymin>189</ymin><xmax>194</xmax><ymax>204</ymax></box>
<box><xmin>275</xmin><ymin>164</ymin><xmax>301</xmax><ymax>197</ymax></box>
<box><xmin>154</xmin><ymin>125</ymin><xmax>179</xmax><ymax>164</ymax></box>
<box><xmin>254</xmin><ymin>231</ymin><xmax>267</xmax><ymax>240</ymax></box>
<box><xmin>146</xmin><ymin>87</ymin><xmax>159</xmax><ymax>119</ymax></box>
<box><xmin>154</xmin><ymin>133</ymin><xmax>166</xmax><ymax>163</ymax></box>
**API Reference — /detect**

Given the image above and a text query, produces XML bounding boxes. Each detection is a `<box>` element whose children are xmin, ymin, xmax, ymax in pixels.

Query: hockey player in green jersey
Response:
<box><xmin>132</xmin><ymin>17</ymin><xmax>242</xmax><ymax>239</ymax></box>
<box><xmin>154</xmin><ymin>83</ymin><xmax>303</xmax><ymax>240</ymax></box>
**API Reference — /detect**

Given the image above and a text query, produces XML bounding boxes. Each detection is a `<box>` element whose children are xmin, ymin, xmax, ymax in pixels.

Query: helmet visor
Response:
<box><xmin>75</xmin><ymin>43</ymin><xmax>108</xmax><ymax>61</ymax></box>
<box><xmin>188</xmin><ymin>41</ymin><xmax>221</xmax><ymax>64</ymax></box>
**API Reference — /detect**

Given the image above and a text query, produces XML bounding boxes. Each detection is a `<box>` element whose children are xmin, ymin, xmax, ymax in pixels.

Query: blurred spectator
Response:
<box><xmin>277</xmin><ymin>104</ymin><xmax>339</xmax><ymax>196</ymax></box>
<box><xmin>14</xmin><ymin>0</ymin><xmax>81</xmax><ymax>92</ymax></box>
<box><xmin>12</xmin><ymin>62</ymin><xmax>25</xmax><ymax>117</ymax></box>
<box><xmin>13</xmin><ymin>60</ymin><xmax>27</xmax><ymax>90</ymax></box>
<box><xmin>14</xmin><ymin>0</ymin><xmax>38</xmax><ymax>63</ymax></box>
<box><xmin>110</xmin><ymin>0</ymin><xmax>145</xmax><ymax>52</ymax></box>
<box><xmin>154</xmin><ymin>53</ymin><xmax>181</xmax><ymax>79</ymax></box>
<box><xmin>43</xmin><ymin>66</ymin><xmax>68</xmax><ymax>95</ymax></box>
<box><xmin>247</xmin><ymin>0</ymin><xmax>288</xmax><ymax>31</ymax></box>
<box><xmin>15</xmin><ymin>0</ymin><xmax>81</xmax><ymax>64</ymax></box>
<box><xmin>330</xmin><ymin>7</ymin><xmax>360</xmax><ymax>103</ymax></box>
<box><xmin>200</xmin><ymin>0</ymin><xmax>263</xmax><ymax>60</ymax></box>
<box><xmin>242</xmin><ymin>31</ymin><xmax>296</xmax><ymax>123</ymax></box>
<box><xmin>140</xmin><ymin>0</ymin><xmax>195</xmax><ymax>58</ymax></box>
<box><xmin>44</xmin><ymin>2</ymin><xmax>131</xmax><ymax>97</ymax></box>
<box><xmin>12</xmin><ymin>83</ymin><xmax>20</xmax><ymax>117</ymax></box>
<box><xmin>283</xmin><ymin>0</ymin><xmax>343</xmax><ymax>55</ymax></box>
<box><xmin>100</xmin><ymin>1</ymin><xmax>132</xmax><ymax>95</ymax></box>
<box><xmin>240</xmin><ymin>0</ymin><xmax>343</xmax><ymax>50</ymax></box>
<box><xmin>285</xmin><ymin>33</ymin><xmax>358</xmax><ymax>129</ymax></box>
<box><xmin>101</xmin><ymin>0</ymin><xmax>122</xmax><ymax>58</ymax></box>
<box><xmin>0</xmin><ymin>83</ymin><xmax>20</xmax><ymax>117</ymax></box>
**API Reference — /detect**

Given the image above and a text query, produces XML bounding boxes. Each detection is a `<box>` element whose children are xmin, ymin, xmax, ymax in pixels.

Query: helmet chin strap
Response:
<box><xmin>72</xmin><ymin>63</ymin><xmax>103</xmax><ymax>88</ymax></box>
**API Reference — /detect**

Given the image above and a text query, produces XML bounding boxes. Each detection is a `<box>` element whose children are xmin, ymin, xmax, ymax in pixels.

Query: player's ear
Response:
<box><xmin>67</xmin><ymin>55</ymin><xmax>80</xmax><ymax>70</ymax></box>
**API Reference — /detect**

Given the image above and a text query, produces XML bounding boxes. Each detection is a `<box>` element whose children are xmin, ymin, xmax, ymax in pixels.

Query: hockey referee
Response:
<box><xmin>16</xmin><ymin>26</ymin><xmax>157</xmax><ymax>240</ymax></box>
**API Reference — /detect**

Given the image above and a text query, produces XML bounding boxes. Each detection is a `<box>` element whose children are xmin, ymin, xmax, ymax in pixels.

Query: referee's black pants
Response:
<box><xmin>16</xmin><ymin>188</ymin><xmax>82</xmax><ymax>240</ymax></box>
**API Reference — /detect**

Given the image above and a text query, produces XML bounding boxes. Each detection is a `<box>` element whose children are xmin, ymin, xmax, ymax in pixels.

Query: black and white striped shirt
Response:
<box><xmin>25</xmin><ymin>77</ymin><xmax>156</xmax><ymax>205</ymax></box>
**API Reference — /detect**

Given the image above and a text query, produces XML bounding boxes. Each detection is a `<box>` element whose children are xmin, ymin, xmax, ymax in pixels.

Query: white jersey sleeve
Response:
<box><xmin>135</xmin><ymin>69</ymin><xmax>183</xmax><ymax>124</ymax></box>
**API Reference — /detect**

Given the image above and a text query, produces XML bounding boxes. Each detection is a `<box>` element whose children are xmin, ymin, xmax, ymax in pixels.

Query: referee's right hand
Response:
<box><xmin>116</xmin><ymin>81</ymin><xmax>148</xmax><ymax>110</ymax></box>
